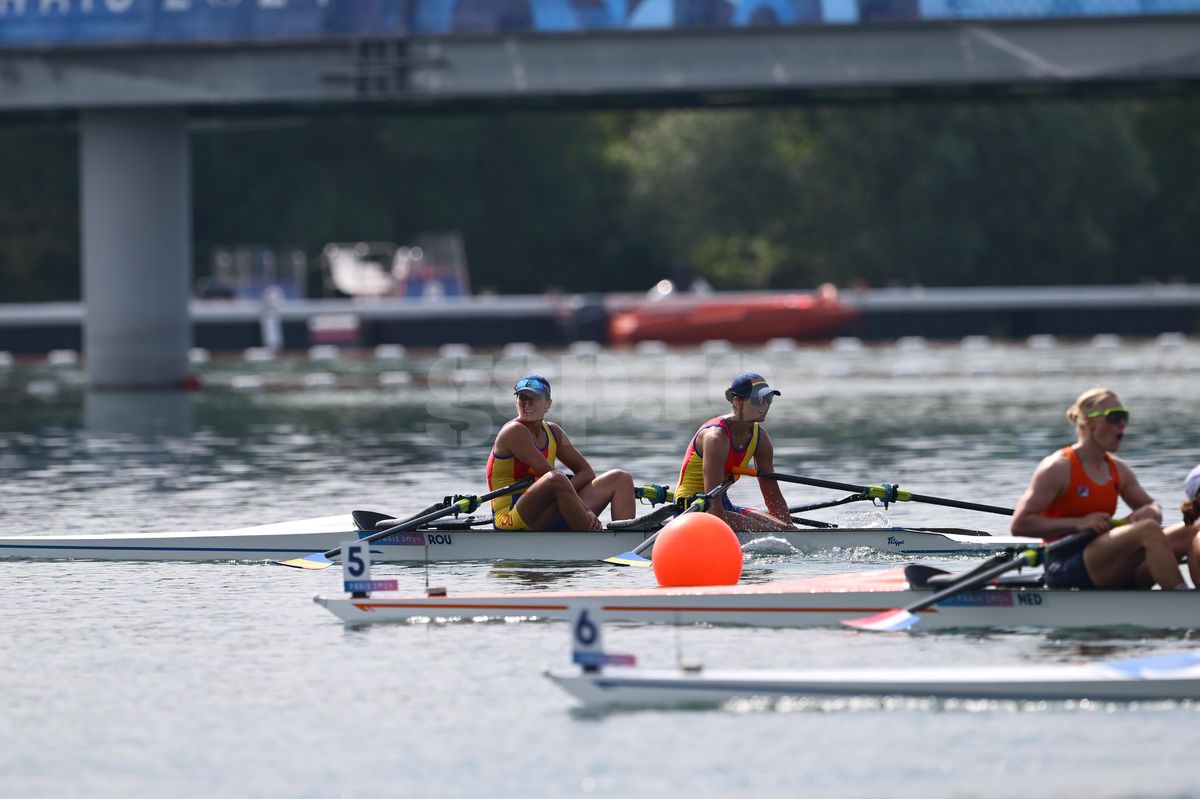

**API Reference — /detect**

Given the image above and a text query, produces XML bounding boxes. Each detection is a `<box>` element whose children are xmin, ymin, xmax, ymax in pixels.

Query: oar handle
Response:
<box><xmin>626</xmin><ymin>475</ymin><xmax>737</xmax><ymax>558</ymax></box>
<box><xmin>731</xmin><ymin>467</ymin><xmax>1015</xmax><ymax>517</ymax></box>
<box><xmin>323</xmin><ymin>477</ymin><xmax>535</xmax><ymax>558</ymax></box>
<box><xmin>635</xmin><ymin>484</ymin><xmax>675</xmax><ymax>505</ymax></box>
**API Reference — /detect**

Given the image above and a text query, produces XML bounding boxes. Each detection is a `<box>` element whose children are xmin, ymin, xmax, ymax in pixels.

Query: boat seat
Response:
<box><xmin>607</xmin><ymin>505</ymin><xmax>676</xmax><ymax>532</ymax></box>
<box><xmin>352</xmin><ymin>510</ymin><xmax>396</xmax><ymax>531</ymax></box>
<box><xmin>907</xmin><ymin>563</ymin><xmax>1044</xmax><ymax>590</ymax></box>
<box><xmin>925</xmin><ymin>572</ymin><xmax>1044</xmax><ymax>589</ymax></box>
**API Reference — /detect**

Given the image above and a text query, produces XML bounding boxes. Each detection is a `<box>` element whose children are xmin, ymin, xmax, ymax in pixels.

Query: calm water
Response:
<box><xmin>3</xmin><ymin>341</ymin><xmax>1200</xmax><ymax>798</ymax></box>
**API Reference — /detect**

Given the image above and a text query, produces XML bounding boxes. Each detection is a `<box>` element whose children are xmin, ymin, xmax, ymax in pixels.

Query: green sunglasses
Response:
<box><xmin>1086</xmin><ymin>407</ymin><xmax>1130</xmax><ymax>425</ymax></box>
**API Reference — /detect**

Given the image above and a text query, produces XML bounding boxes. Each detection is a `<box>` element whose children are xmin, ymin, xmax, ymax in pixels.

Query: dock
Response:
<box><xmin>0</xmin><ymin>284</ymin><xmax>1197</xmax><ymax>356</ymax></box>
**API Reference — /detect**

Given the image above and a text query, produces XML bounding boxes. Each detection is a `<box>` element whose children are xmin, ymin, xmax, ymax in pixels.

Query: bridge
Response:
<box><xmin>2</xmin><ymin>0</ymin><xmax>1199</xmax><ymax>387</ymax></box>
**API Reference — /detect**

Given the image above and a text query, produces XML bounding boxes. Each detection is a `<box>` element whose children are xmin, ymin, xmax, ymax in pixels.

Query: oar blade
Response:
<box><xmin>275</xmin><ymin>552</ymin><xmax>335</xmax><ymax>570</ymax></box>
<box><xmin>603</xmin><ymin>551</ymin><xmax>653</xmax><ymax>567</ymax></box>
<box><xmin>841</xmin><ymin>608</ymin><xmax>919</xmax><ymax>632</ymax></box>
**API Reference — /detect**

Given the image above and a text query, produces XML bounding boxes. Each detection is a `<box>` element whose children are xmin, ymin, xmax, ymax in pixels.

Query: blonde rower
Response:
<box><xmin>1011</xmin><ymin>388</ymin><xmax>1186</xmax><ymax>590</ymax></box>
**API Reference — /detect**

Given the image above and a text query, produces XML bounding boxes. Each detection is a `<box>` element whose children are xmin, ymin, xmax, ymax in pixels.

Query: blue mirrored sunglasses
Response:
<box><xmin>514</xmin><ymin>378</ymin><xmax>549</xmax><ymax>394</ymax></box>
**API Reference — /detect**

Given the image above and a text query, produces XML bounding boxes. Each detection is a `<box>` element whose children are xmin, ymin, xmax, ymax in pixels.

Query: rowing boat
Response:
<box><xmin>314</xmin><ymin>566</ymin><xmax>1200</xmax><ymax>630</ymax></box>
<box><xmin>0</xmin><ymin>516</ymin><xmax>1038</xmax><ymax>562</ymax></box>
<box><xmin>546</xmin><ymin>652</ymin><xmax>1200</xmax><ymax>707</ymax></box>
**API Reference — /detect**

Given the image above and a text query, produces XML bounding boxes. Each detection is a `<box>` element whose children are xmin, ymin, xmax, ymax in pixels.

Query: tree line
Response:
<box><xmin>0</xmin><ymin>96</ymin><xmax>1197</xmax><ymax>302</ymax></box>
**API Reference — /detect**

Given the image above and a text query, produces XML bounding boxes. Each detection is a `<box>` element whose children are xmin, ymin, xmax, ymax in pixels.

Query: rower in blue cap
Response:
<box><xmin>674</xmin><ymin>372</ymin><xmax>794</xmax><ymax>532</ymax></box>
<box><xmin>486</xmin><ymin>374</ymin><xmax>636</xmax><ymax>531</ymax></box>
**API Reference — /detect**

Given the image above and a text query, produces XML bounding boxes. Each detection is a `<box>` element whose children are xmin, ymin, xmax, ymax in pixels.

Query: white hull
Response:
<box><xmin>0</xmin><ymin>516</ymin><xmax>1036</xmax><ymax>562</ymax></box>
<box><xmin>546</xmin><ymin>654</ymin><xmax>1200</xmax><ymax>707</ymax></box>
<box><xmin>314</xmin><ymin>567</ymin><xmax>1200</xmax><ymax>630</ymax></box>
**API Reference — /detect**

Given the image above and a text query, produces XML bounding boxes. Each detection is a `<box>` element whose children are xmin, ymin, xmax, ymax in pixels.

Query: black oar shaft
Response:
<box><xmin>734</xmin><ymin>467</ymin><xmax>1014</xmax><ymax>517</ymax></box>
<box><xmin>322</xmin><ymin>477</ymin><xmax>535</xmax><ymax>559</ymax></box>
<box><xmin>904</xmin><ymin>529</ymin><xmax>1097</xmax><ymax>614</ymax></box>
<box><xmin>901</xmin><ymin>492</ymin><xmax>1013</xmax><ymax>516</ymax></box>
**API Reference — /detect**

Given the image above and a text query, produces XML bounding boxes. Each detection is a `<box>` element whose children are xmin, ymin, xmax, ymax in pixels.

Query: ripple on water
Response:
<box><xmin>4</xmin><ymin>347</ymin><xmax>1200</xmax><ymax>797</ymax></box>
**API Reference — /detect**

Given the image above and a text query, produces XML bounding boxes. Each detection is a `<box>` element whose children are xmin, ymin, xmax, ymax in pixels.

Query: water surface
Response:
<box><xmin>2</xmin><ymin>342</ymin><xmax>1199</xmax><ymax>798</ymax></box>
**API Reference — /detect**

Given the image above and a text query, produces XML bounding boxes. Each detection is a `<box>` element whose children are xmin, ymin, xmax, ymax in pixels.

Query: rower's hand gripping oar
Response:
<box><xmin>841</xmin><ymin>524</ymin><xmax>1125</xmax><ymax>632</ymax></box>
<box><xmin>603</xmin><ymin>475</ymin><xmax>737</xmax><ymax>567</ymax></box>
<box><xmin>275</xmin><ymin>477</ymin><xmax>535</xmax><ymax>570</ymax></box>
<box><xmin>732</xmin><ymin>467</ymin><xmax>1014</xmax><ymax>516</ymax></box>
<box><xmin>634</xmin><ymin>484</ymin><xmax>674</xmax><ymax>505</ymax></box>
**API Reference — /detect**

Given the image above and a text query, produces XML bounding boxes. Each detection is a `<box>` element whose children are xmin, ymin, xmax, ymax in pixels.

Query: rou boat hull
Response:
<box><xmin>0</xmin><ymin>518</ymin><xmax>1036</xmax><ymax>562</ymax></box>
<box><xmin>314</xmin><ymin>567</ymin><xmax>1200</xmax><ymax>630</ymax></box>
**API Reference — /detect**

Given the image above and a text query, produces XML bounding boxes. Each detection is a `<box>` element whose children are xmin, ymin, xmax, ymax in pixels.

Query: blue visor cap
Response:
<box><xmin>728</xmin><ymin>372</ymin><xmax>781</xmax><ymax>400</ymax></box>
<box><xmin>514</xmin><ymin>375</ymin><xmax>552</xmax><ymax>399</ymax></box>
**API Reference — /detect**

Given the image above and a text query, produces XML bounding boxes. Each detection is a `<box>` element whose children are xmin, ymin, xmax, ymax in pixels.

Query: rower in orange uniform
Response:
<box><xmin>675</xmin><ymin>372</ymin><xmax>794</xmax><ymax>532</ymax></box>
<box><xmin>1011</xmin><ymin>387</ymin><xmax>1189</xmax><ymax>589</ymax></box>
<box><xmin>486</xmin><ymin>375</ymin><xmax>635</xmax><ymax>532</ymax></box>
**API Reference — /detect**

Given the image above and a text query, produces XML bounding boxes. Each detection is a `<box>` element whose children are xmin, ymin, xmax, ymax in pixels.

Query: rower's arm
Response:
<box><xmin>751</xmin><ymin>431</ymin><xmax>790</xmax><ymax>524</ymax></box>
<box><xmin>553</xmin><ymin>426</ymin><xmax>597</xmax><ymax>491</ymax></box>
<box><xmin>699</xmin><ymin>429</ymin><xmax>739</xmax><ymax>524</ymax></box>
<box><xmin>1114</xmin><ymin>457</ymin><xmax>1162</xmax><ymax>523</ymax></box>
<box><xmin>496</xmin><ymin>423</ymin><xmax>556</xmax><ymax>477</ymax></box>
<box><xmin>1011</xmin><ymin>455</ymin><xmax>1113</xmax><ymax>537</ymax></box>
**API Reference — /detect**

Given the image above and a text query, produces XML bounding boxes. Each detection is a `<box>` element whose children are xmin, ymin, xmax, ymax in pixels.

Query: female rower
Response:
<box><xmin>1011</xmin><ymin>387</ymin><xmax>1187</xmax><ymax>590</ymax></box>
<box><xmin>1167</xmin><ymin>464</ymin><xmax>1200</xmax><ymax>587</ymax></box>
<box><xmin>675</xmin><ymin>372</ymin><xmax>794</xmax><ymax>532</ymax></box>
<box><xmin>486</xmin><ymin>374</ymin><xmax>635</xmax><ymax>532</ymax></box>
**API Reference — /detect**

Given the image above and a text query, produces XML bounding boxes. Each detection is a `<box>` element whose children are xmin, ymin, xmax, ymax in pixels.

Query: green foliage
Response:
<box><xmin>620</xmin><ymin>101</ymin><xmax>1162</xmax><ymax>290</ymax></box>
<box><xmin>1129</xmin><ymin>98</ymin><xmax>1200</xmax><ymax>281</ymax></box>
<box><xmin>617</xmin><ymin>110</ymin><xmax>802</xmax><ymax>288</ymax></box>
<box><xmin>0</xmin><ymin>125</ymin><xmax>78</xmax><ymax>302</ymax></box>
<box><xmin>0</xmin><ymin>97</ymin><xmax>1196</xmax><ymax>301</ymax></box>
<box><xmin>191</xmin><ymin>112</ymin><xmax>643</xmax><ymax>295</ymax></box>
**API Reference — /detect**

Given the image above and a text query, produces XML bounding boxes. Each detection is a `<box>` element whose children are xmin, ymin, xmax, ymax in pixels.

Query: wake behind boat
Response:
<box><xmin>0</xmin><ymin>515</ymin><xmax>1037</xmax><ymax>562</ymax></box>
<box><xmin>314</xmin><ymin>565</ymin><xmax>1200</xmax><ymax>630</ymax></box>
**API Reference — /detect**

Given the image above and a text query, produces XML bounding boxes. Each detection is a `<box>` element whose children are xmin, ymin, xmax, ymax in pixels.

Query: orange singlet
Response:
<box><xmin>1042</xmin><ymin>446</ymin><xmax>1121</xmax><ymax>536</ymax></box>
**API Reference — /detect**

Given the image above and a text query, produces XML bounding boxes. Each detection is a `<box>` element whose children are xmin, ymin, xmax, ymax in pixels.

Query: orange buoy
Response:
<box><xmin>652</xmin><ymin>512</ymin><xmax>743</xmax><ymax>587</ymax></box>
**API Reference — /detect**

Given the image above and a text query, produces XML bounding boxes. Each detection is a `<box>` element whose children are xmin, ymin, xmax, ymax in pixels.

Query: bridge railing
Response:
<box><xmin>2</xmin><ymin>0</ymin><xmax>1199</xmax><ymax>49</ymax></box>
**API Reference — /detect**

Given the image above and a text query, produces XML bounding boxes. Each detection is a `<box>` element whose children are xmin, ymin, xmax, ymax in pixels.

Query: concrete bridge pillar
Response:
<box><xmin>80</xmin><ymin>109</ymin><xmax>191</xmax><ymax>389</ymax></box>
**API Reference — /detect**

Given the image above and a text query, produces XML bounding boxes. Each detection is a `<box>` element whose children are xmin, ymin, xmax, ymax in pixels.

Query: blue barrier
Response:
<box><xmin>1</xmin><ymin>0</ymin><xmax>1197</xmax><ymax>48</ymax></box>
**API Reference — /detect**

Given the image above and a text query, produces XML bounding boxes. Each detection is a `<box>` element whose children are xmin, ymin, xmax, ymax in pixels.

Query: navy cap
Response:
<box><xmin>514</xmin><ymin>374</ymin><xmax>551</xmax><ymax>399</ymax></box>
<box><xmin>728</xmin><ymin>372</ymin><xmax>780</xmax><ymax>401</ymax></box>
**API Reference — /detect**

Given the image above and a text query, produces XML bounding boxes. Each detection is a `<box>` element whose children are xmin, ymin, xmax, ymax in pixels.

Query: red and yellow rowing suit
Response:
<box><xmin>486</xmin><ymin>419</ymin><xmax>558</xmax><ymax>531</ymax></box>
<box><xmin>675</xmin><ymin>416</ymin><xmax>758</xmax><ymax>499</ymax></box>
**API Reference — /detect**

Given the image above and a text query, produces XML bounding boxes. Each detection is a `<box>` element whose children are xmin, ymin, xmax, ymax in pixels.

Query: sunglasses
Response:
<box><xmin>748</xmin><ymin>394</ymin><xmax>774</xmax><ymax>407</ymax></box>
<box><xmin>513</xmin><ymin>378</ymin><xmax>549</xmax><ymax>394</ymax></box>
<box><xmin>1086</xmin><ymin>407</ymin><xmax>1130</xmax><ymax>425</ymax></box>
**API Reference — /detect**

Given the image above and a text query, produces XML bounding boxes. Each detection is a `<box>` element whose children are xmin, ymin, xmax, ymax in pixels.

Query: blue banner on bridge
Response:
<box><xmin>1</xmin><ymin>0</ymin><xmax>1198</xmax><ymax>48</ymax></box>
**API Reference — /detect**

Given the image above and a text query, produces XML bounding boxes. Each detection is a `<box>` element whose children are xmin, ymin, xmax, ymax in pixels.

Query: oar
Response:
<box><xmin>732</xmin><ymin>466</ymin><xmax>1014</xmax><ymax>516</ymax></box>
<box><xmin>634</xmin><ymin>484</ymin><xmax>674</xmax><ymax>505</ymax></box>
<box><xmin>275</xmin><ymin>478</ymin><xmax>535</xmax><ymax>570</ymax></box>
<box><xmin>603</xmin><ymin>476</ymin><xmax>737</xmax><ymax>567</ymax></box>
<box><xmin>842</xmin><ymin>527</ymin><xmax>1103</xmax><ymax>632</ymax></box>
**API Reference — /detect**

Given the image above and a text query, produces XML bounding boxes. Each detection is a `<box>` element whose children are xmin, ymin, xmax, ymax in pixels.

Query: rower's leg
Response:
<box><xmin>513</xmin><ymin>472</ymin><xmax>600</xmax><ymax>531</ymax></box>
<box><xmin>1189</xmin><ymin>528</ymin><xmax>1200</xmax><ymax>588</ymax></box>
<box><xmin>1133</xmin><ymin>522</ymin><xmax>1197</xmax><ymax>588</ymax></box>
<box><xmin>734</xmin><ymin>507</ymin><xmax>793</xmax><ymax>532</ymax></box>
<box><xmin>578</xmin><ymin>469</ymin><xmax>635</xmax><ymax>520</ymax></box>
<box><xmin>1084</xmin><ymin>520</ymin><xmax>1186</xmax><ymax>590</ymax></box>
